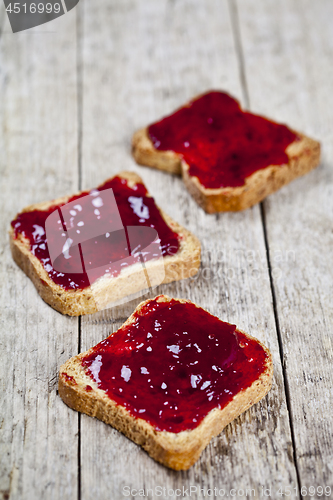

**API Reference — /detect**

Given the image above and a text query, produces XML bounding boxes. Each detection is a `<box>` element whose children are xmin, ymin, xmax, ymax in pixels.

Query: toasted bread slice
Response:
<box><xmin>132</xmin><ymin>92</ymin><xmax>321</xmax><ymax>212</ymax></box>
<box><xmin>59</xmin><ymin>295</ymin><xmax>273</xmax><ymax>470</ymax></box>
<box><xmin>182</xmin><ymin>133</ymin><xmax>320</xmax><ymax>212</ymax></box>
<box><xmin>10</xmin><ymin>172</ymin><xmax>201</xmax><ymax>316</ymax></box>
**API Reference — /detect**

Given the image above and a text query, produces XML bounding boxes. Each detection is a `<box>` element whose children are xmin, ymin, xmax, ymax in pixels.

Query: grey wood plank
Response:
<box><xmin>79</xmin><ymin>1</ymin><xmax>297</xmax><ymax>498</ymax></box>
<box><xmin>237</xmin><ymin>0</ymin><xmax>333</xmax><ymax>495</ymax></box>
<box><xmin>0</xmin><ymin>10</ymin><xmax>79</xmax><ymax>500</ymax></box>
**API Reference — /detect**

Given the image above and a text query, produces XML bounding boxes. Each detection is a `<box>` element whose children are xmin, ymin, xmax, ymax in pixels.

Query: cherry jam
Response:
<box><xmin>148</xmin><ymin>91</ymin><xmax>298</xmax><ymax>188</ymax></box>
<box><xmin>81</xmin><ymin>297</ymin><xmax>269</xmax><ymax>433</ymax></box>
<box><xmin>11</xmin><ymin>177</ymin><xmax>180</xmax><ymax>290</ymax></box>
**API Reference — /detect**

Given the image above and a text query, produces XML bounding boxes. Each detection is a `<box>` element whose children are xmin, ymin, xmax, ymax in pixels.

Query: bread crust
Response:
<box><xmin>59</xmin><ymin>295</ymin><xmax>273</xmax><ymax>470</ymax></box>
<box><xmin>132</xmin><ymin>126</ymin><xmax>321</xmax><ymax>213</ymax></box>
<box><xmin>132</xmin><ymin>128</ymin><xmax>182</xmax><ymax>175</ymax></box>
<box><xmin>9</xmin><ymin>172</ymin><xmax>201</xmax><ymax>316</ymax></box>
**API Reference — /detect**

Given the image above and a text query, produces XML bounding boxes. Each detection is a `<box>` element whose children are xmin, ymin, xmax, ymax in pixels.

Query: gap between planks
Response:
<box><xmin>228</xmin><ymin>0</ymin><xmax>302</xmax><ymax>496</ymax></box>
<box><xmin>77</xmin><ymin>3</ymin><xmax>84</xmax><ymax>500</ymax></box>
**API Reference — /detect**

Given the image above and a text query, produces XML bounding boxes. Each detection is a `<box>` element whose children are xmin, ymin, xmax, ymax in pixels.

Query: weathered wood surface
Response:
<box><xmin>0</xmin><ymin>9</ymin><xmax>79</xmax><ymax>500</ymax></box>
<box><xmin>238</xmin><ymin>0</ymin><xmax>333</xmax><ymax>495</ymax></box>
<box><xmin>0</xmin><ymin>0</ymin><xmax>332</xmax><ymax>499</ymax></box>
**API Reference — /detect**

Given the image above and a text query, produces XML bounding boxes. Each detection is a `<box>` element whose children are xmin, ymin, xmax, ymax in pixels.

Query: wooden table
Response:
<box><xmin>1</xmin><ymin>1</ymin><xmax>332</xmax><ymax>499</ymax></box>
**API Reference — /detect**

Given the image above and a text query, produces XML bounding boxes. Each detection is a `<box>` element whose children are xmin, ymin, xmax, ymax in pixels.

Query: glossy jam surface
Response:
<box><xmin>148</xmin><ymin>91</ymin><xmax>298</xmax><ymax>188</ymax></box>
<box><xmin>11</xmin><ymin>177</ymin><xmax>180</xmax><ymax>290</ymax></box>
<box><xmin>81</xmin><ymin>298</ymin><xmax>269</xmax><ymax>433</ymax></box>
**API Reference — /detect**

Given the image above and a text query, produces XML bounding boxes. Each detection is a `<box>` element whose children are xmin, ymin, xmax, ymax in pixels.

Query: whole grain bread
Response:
<box><xmin>10</xmin><ymin>172</ymin><xmax>201</xmax><ymax>316</ymax></box>
<box><xmin>132</xmin><ymin>101</ymin><xmax>321</xmax><ymax>213</ymax></box>
<box><xmin>58</xmin><ymin>295</ymin><xmax>273</xmax><ymax>470</ymax></box>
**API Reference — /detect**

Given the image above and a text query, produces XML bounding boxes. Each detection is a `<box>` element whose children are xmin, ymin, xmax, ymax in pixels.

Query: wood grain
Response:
<box><xmin>0</xmin><ymin>9</ymin><xmax>79</xmax><ymax>500</ymax></box>
<box><xmin>238</xmin><ymin>0</ymin><xmax>333</xmax><ymax>495</ymax></box>
<box><xmin>79</xmin><ymin>1</ymin><xmax>296</xmax><ymax>498</ymax></box>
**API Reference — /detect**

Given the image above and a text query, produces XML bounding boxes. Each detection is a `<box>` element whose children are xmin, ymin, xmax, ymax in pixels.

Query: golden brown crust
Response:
<box><xmin>132</xmin><ymin>126</ymin><xmax>321</xmax><ymax>213</ymax></box>
<box><xmin>132</xmin><ymin>128</ymin><xmax>182</xmax><ymax>175</ymax></box>
<box><xmin>9</xmin><ymin>172</ymin><xmax>201</xmax><ymax>316</ymax></box>
<box><xmin>59</xmin><ymin>295</ymin><xmax>273</xmax><ymax>470</ymax></box>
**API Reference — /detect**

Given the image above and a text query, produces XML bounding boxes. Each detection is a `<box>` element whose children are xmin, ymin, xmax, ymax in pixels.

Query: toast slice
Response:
<box><xmin>10</xmin><ymin>172</ymin><xmax>201</xmax><ymax>316</ymax></box>
<box><xmin>133</xmin><ymin>127</ymin><xmax>183</xmax><ymax>175</ymax></box>
<box><xmin>59</xmin><ymin>295</ymin><xmax>273</xmax><ymax>470</ymax></box>
<box><xmin>132</xmin><ymin>91</ymin><xmax>321</xmax><ymax>212</ymax></box>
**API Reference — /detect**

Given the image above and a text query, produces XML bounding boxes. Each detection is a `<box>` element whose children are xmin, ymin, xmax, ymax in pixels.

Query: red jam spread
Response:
<box><xmin>81</xmin><ymin>297</ymin><xmax>269</xmax><ymax>433</ymax></box>
<box><xmin>11</xmin><ymin>177</ymin><xmax>180</xmax><ymax>290</ymax></box>
<box><xmin>148</xmin><ymin>91</ymin><xmax>298</xmax><ymax>188</ymax></box>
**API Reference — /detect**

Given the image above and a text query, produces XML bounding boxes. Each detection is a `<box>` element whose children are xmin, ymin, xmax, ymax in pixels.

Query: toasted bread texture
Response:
<box><xmin>132</xmin><ymin>127</ymin><xmax>182</xmax><ymax>175</ymax></box>
<box><xmin>10</xmin><ymin>172</ymin><xmax>201</xmax><ymax>316</ymax></box>
<box><xmin>59</xmin><ymin>295</ymin><xmax>273</xmax><ymax>470</ymax></box>
<box><xmin>132</xmin><ymin>97</ymin><xmax>321</xmax><ymax>213</ymax></box>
